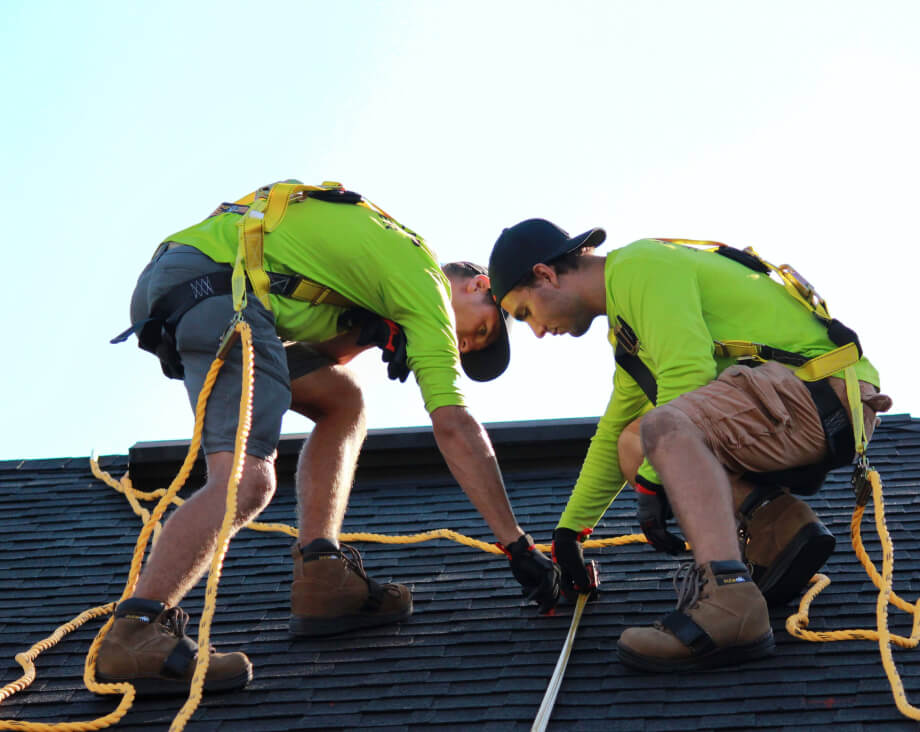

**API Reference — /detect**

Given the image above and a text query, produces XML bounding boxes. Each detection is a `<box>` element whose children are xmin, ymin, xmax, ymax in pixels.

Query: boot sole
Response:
<box><xmin>616</xmin><ymin>631</ymin><xmax>775</xmax><ymax>673</ymax></box>
<box><xmin>755</xmin><ymin>522</ymin><xmax>836</xmax><ymax>606</ymax></box>
<box><xmin>96</xmin><ymin>663</ymin><xmax>253</xmax><ymax>697</ymax></box>
<box><xmin>289</xmin><ymin>602</ymin><xmax>413</xmax><ymax>637</ymax></box>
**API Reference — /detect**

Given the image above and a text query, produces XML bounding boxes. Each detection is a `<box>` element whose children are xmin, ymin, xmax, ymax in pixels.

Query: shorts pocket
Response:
<box><xmin>716</xmin><ymin>363</ymin><xmax>793</xmax><ymax>429</ymax></box>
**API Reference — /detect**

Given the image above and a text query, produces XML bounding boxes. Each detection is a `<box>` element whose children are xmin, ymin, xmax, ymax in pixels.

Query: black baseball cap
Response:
<box><xmin>488</xmin><ymin>218</ymin><xmax>607</xmax><ymax>305</ymax></box>
<box><xmin>448</xmin><ymin>261</ymin><xmax>512</xmax><ymax>382</ymax></box>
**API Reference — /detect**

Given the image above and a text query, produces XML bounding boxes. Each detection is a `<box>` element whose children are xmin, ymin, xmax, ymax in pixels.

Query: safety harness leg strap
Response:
<box><xmin>795</xmin><ymin>342</ymin><xmax>862</xmax><ymax>382</ymax></box>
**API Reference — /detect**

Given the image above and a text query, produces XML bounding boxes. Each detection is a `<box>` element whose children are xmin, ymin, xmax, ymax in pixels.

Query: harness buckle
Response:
<box><xmin>613</xmin><ymin>316</ymin><xmax>640</xmax><ymax>355</ymax></box>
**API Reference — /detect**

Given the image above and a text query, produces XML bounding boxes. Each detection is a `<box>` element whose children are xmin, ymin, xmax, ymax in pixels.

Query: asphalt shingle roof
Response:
<box><xmin>1</xmin><ymin>414</ymin><xmax>919</xmax><ymax>731</ymax></box>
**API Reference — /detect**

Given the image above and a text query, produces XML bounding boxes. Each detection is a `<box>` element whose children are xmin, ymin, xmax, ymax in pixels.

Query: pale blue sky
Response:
<box><xmin>2</xmin><ymin>0</ymin><xmax>917</xmax><ymax>460</ymax></box>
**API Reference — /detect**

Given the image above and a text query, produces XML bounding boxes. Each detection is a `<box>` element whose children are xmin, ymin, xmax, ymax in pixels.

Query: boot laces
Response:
<box><xmin>672</xmin><ymin>561</ymin><xmax>707</xmax><ymax>612</ymax></box>
<box><xmin>339</xmin><ymin>543</ymin><xmax>402</xmax><ymax>599</ymax></box>
<box><xmin>158</xmin><ymin>606</ymin><xmax>190</xmax><ymax>638</ymax></box>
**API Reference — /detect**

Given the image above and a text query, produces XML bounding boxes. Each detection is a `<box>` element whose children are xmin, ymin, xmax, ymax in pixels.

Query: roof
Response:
<box><xmin>1</xmin><ymin>414</ymin><xmax>919</xmax><ymax>731</ymax></box>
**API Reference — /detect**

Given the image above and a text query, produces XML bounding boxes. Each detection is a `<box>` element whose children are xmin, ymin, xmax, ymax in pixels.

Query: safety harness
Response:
<box><xmin>612</xmin><ymin>239</ymin><xmax>869</xmax><ymax>484</ymax></box>
<box><xmin>111</xmin><ymin>180</ymin><xmax>391</xmax><ymax>378</ymax></box>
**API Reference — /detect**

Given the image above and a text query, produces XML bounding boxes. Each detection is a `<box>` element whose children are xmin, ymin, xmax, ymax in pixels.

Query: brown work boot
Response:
<box><xmin>617</xmin><ymin>560</ymin><xmax>774</xmax><ymax>672</ymax></box>
<box><xmin>289</xmin><ymin>540</ymin><xmax>412</xmax><ymax>637</ymax></box>
<box><xmin>95</xmin><ymin>598</ymin><xmax>252</xmax><ymax>696</ymax></box>
<box><xmin>739</xmin><ymin>489</ymin><xmax>836</xmax><ymax>606</ymax></box>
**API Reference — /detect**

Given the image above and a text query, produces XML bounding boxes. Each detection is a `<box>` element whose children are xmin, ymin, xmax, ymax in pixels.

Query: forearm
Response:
<box><xmin>559</xmin><ymin>431</ymin><xmax>626</xmax><ymax>532</ymax></box>
<box><xmin>559</xmin><ymin>375</ymin><xmax>650</xmax><ymax>531</ymax></box>
<box><xmin>431</xmin><ymin>406</ymin><xmax>522</xmax><ymax>545</ymax></box>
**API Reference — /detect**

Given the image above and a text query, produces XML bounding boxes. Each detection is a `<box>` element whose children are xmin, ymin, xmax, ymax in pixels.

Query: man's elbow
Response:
<box><xmin>430</xmin><ymin>405</ymin><xmax>472</xmax><ymax>441</ymax></box>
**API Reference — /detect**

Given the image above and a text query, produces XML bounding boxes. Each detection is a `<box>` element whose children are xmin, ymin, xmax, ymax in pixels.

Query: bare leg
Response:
<box><xmin>622</xmin><ymin>415</ymin><xmax>758</xmax><ymax>515</ymax></box>
<box><xmin>134</xmin><ymin>452</ymin><xmax>277</xmax><ymax>606</ymax></box>
<box><xmin>288</xmin><ymin>365</ymin><xmax>367</xmax><ymax>546</ymax></box>
<box><xmin>640</xmin><ymin>405</ymin><xmax>741</xmax><ymax>564</ymax></box>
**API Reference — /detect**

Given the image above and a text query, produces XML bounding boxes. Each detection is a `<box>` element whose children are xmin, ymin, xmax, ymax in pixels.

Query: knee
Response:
<box><xmin>333</xmin><ymin>368</ymin><xmax>366</xmax><ymax>421</ymax></box>
<box><xmin>321</xmin><ymin>368</ymin><xmax>367</xmax><ymax>436</ymax></box>
<box><xmin>639</xmin><ymin>406</ymin><xmax>694</xmax><ymax>456</ymax></box>
<box><xmin>235</xmin><ymin>456</ymin><xmax>277</xmax><ymax>521</ymax></box>
<box><xmin>291</xmin><ymin>366</ymin><xmax>367</xmax><ymax>432</ymax></box>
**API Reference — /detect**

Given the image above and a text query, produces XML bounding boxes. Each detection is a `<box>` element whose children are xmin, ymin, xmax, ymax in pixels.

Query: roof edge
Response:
<box><xmin>127</xmin><ymin>417</ymin><xmax>603</xmax><ymax>490</ymax></box>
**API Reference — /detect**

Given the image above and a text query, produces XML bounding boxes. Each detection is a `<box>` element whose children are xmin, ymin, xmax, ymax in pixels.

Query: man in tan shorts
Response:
<box><xmin>488</xmin><ymin>219</ymin><xmax>891</xmax><ymax>672</ymax></box>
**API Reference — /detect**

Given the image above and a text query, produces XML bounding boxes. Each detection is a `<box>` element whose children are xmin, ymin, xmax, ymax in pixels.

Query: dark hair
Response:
<box><xmin>442</xmin><ymin>261</ymin><xmax>497</xmax><ymax>306</ymax></box>
<box><xmin>441</xmin><ymin>261</ymin><xmax>484</xmax><ymax>280</ymax></box>
<box><xmin>514</xmin><ymin>246</ymin><xmax>593</xmax><ymax>289</ymax></box>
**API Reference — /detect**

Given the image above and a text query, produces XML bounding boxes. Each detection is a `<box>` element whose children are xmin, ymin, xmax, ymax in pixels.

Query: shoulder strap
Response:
<box><xmin>613</xmin><ymin>317</ymin><xmax>657</xmax><ymax>403</ymax></box>
<box><xmin>231</xmin><ymin>180</ymin><xmax>353</xmax><ymax>311</ymax></box>
<box><xmin>615</xmin><ymin>345</ymin><xmax>657</xmax><ymax>404</ymax></box>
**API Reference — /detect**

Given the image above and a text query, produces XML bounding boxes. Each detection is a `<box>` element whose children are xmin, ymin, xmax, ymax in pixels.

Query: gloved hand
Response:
<box><xmin>552</xmin><ymin>527</ymin><xmax>598</xmax><ymax>603</ymax></box>
<box><xmin>636</xmin><ymin>483</ymin><xmax>685</xmax><ymax>555</ymax></box>
<box><xmin>338</xmin><ymin>308</ymin><xmax>409</xmax><ymax>382</ymax></box>
<box><xmin>497</xmin><ymin>533</ymin><xmax>560</xmax><ymax>614</ymax></box>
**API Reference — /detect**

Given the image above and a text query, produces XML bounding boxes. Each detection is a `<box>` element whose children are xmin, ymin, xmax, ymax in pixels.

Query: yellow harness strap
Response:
<box><xmin>230</xmin><ymin>180</ymin><xmax>347</xmax><ymax>312</ymax></box>
<box><xmin>286</xmin><ymin>279</ymin><xmax>356</xmax><ymax>307</ymax></box>
<box><xmin>795</xmin><ymin>342</ymin><xmax>862</xmax><ymax>383</ymax></box>
<box><xmin>711</xmin><ymin>341</ymin><xmax>861</xmax><ymax>382</ymax></box>
<box><xmin>845</xmin><ymin>365</ymin><xmax>868</xmax><ymax>456</ymax></box>
<box><xmin>236</xmin><ymin>198</ymin><xmax>270</xmax><ymax>310</ymax></box>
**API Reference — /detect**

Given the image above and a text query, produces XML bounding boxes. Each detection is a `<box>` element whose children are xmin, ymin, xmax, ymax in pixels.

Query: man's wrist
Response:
<box><xmin>497</xmin><ymin>527</ymin><xmax>525</xmax><ymax>548</ymax></box>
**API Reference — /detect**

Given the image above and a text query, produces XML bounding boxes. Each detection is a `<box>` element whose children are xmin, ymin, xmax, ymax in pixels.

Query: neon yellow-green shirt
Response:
<box><xmin>166</xmin><ymin>196</ymin><xmax>465</xmax><ymax>414</ymax></box>
<box><xmin>558</xmin><ymin>238</ymin><xmax>881</xmax><ymax>532</ymax></box>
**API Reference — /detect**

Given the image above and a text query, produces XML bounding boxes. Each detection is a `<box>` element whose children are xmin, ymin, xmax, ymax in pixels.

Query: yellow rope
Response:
<box><xmin>0</xmin><ymin>323</ymin><xmax>237</xmax><ymax>732</ymax></box>
<box><xmin>86</xmin><ymin>465</ymin><xmax>652</xmax><ymax>556</ymax></box>
<box><xmin>172</xmin><ymin>321</ymin><xmax>254</xmax><ymax>731</ymax></box>
<box><xmin>0</xmin><ymin>605</ymin><xmax>114</xmax><ymax>705</ymax></box>
<box><xmin>785</xmin><ymin>468</ymin><xmax>920</xmax><ymax>719</ymax></box>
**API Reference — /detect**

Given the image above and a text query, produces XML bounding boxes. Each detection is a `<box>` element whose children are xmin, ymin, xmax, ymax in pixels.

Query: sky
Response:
<box><xmin>1</xmin><ymin>0</ymin><xmax>918</xmax><ymax>461</ymax></box>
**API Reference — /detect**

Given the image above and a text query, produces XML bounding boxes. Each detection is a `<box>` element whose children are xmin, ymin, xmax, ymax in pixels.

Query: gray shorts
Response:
<box><xmin>284</xmin><ymin>341</ymin><xmax>336</xmax><ymax>381</ymax></box>
<box><xmin>130</xmin><ymin>245</ymin><xmax>292</xmax><ymax>458</ymax></box>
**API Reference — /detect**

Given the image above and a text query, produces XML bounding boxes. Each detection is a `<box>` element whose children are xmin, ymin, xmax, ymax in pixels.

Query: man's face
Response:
<box><xmin>499</xmin><ymin>265</ymin><xmax>592</xmax><ymax>338</ymax></box>
<box><xmin>450</xmin><ymin>274</ymin><xmax>503</xmax><ymax>354</ymax></box>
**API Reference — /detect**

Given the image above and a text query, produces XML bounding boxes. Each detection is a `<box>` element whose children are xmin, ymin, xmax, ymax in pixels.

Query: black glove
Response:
<box><xmin>338</xmin><ymin>308</ymin><xmax>409</xmax><ymax>382</ymax></box>
<box><xmin>552</xmin><ymin>527</ymin><xmax>598</xmax><ymax>603</ymax></box>
<box><xmin>497</xmin><ymin>533</ymin><xmax>560</xmax><ymax>614</ymax></box>
<box><xmin>636</xmin><ymin>482</ymin><xmax>685</xmax><ymax>555</ymax></box>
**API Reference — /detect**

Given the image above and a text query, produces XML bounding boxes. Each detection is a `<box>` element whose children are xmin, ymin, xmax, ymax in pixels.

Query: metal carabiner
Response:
<box><xmin>216</xmin><ymin>311</ymin><xmax>245</xmax><ymax>360</ymax></box>
<box><xmin>851</xmin><ymin>453</ymin><xmax>872</xmax><ymax>507</ymax></box>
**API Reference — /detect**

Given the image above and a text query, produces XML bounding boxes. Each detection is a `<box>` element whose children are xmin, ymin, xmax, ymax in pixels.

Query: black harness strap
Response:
<box><xmin>110</xmin><ymin>268</ymin><xmax>334</xmax><ymax>379</ymax></box>
<box><xmin>714</xmin><ymin>245</ymin><xmax>770</xmax><ymax>274</ymax></box>
<box><xmin>744</xmin><ymin>378</ymin><xmax>854</xmax><ymax>495</ymax></box>
<box><xmin>614</xmin><ymin>344</ymin><xmax>658</xmax><ymax>404</ymax></box>
<box><xmin>660</xmin><ymin>610</ymin><xmax>717</xmax><ymax>656</ymax></box>
<box><xmin>161</xmin><ymin>635</ymin><xmax>197</xmax><ymax>678</ymax></box>
<box><xmin>613</xmin><ymin>316</ymin><xmax>658</xmax><ymax>404</ymax></box>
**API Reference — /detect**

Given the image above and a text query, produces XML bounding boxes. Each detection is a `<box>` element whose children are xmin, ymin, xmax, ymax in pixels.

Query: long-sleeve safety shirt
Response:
<box><xmin>557</xmin><ymin>238</ymin><xmax>881</xmax><ymax>533</ymax></box>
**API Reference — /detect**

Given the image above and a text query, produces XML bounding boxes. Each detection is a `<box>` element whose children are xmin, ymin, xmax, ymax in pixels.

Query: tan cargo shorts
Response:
<box><xmin>665</xmin><ymin>361</ymin><xmax>890</xmax><ymax>477</ymax></box>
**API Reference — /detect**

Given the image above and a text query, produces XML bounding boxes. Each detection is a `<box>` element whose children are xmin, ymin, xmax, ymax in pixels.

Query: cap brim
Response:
<box><xmin>460</xmin><ymin>306</ymin><xmax>511</xmax><ymax>382</ymax></box>
<box><xmin>568</xmin><ymin>227</ymin><xmax>606</xmax><ymax>251</ymax></box>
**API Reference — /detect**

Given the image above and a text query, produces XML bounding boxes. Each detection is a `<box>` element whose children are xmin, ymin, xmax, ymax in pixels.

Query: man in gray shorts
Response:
<box><xmin>487</xmin><ymin>219</ymin><xmax>891</xmax><ymax>673</ymax></box>
<box><xmin>100</xmin><ymin>184</ymin><xmax>560</xmax><ymax>695</ymax></box>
